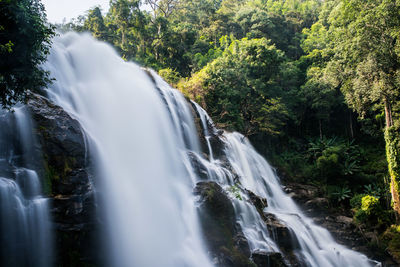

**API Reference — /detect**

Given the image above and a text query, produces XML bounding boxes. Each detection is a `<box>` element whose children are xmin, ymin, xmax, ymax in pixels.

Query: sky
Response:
<box><xmin>42</xmin><ymin>0</ymin><xmax>110</xmax><ymax>24</ymax></box>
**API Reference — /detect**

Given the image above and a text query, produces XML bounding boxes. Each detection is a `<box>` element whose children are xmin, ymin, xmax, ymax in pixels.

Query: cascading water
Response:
<box><xmin>44</xmin><ymin>32</ymin><xmax>212</xmax><ymax>267</ymax></box>
<box><xmin>192</xmin><ymin>103</ymin><xmax>380</xmax><ymax>266</ymax></box>
<box><xmin>42</xmin><ymin>32</ymin><xmax>379</xmax><ymax>266</ymax></box>
<box><xmin>0</xmin><ymin>106</ymin><xmax>53</xmax><ymax>267</ymax></box>
<box><xmin>223</xmin><ymin>133</ymin><xmax>378</xmax><ymax>266</ymax></box>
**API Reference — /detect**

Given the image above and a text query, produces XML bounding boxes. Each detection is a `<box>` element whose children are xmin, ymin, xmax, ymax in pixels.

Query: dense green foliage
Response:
<box><xmin>0</xmin><ymin>0</ymin><xmax>54</xmax><ymax>108</ymax></box>
<box><xmin>200</xmin><ymin>37</ymin><xmax>292</xmax><ymax>136</ymax></box>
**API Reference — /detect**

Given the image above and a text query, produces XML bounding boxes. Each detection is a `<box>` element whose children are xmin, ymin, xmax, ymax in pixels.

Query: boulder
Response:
<box><xmin>263</xmin><ymin>213</ymin><xmax>300</xmax><ymax>252</ymax></box>
<box><xmin>187</xmin><ymin>151</ymin><xmax>210</xmax><ymax>180</ymax></box>
<box><xmin>246</xmin><ymin>189</ymin><xmax>268</xmax><ymax>214</ymax></box>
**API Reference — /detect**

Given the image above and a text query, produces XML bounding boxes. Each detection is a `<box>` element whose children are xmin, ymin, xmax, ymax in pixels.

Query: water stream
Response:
<box><xmin>0</xmin><ymin>106</ymin><xmax>53</xmax><ymax>267</ymax></box>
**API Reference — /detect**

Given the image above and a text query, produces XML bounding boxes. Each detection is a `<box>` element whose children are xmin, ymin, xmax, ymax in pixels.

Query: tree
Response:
<box><xmin>200</xmin><ymin>38</ymin><xmax>292</xmax><ymax>136</ymax></box>
<box><xmin>83</xmin><ymin>6</ymin><xmax>108</xmax><ymax>41</ymax></box>
<box><xmin>300</xmin><ymin>21</ymin><xmax>342</xmax><ymax>138</ymax></box>
<box><xmin>107</xmin><ymin>0</ymin><xmax>145</xmax><ymax>57</ymax></box>
<box><xmin>144</xmin><ymin>0</ymin><xmax>178</xmax><ymax>19</ymax></box>
<box><xmin>0</xmin><ymin>0</ymin><xmax>54</xmax><ymax>108</ymax></box>
<box><xmin>319</xmin><ymin>0</ymin><xmax>400</xmax><ymax>217</ymax></box>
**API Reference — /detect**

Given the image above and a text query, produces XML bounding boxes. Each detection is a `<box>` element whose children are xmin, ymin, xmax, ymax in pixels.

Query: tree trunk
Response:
<box><xmin>384</xmin><ymin>98</ymin><xmax>393</xmax><ymax>128</ymax></box>
<box><xmin>384</xmin><ymin>98</ymin><xmax>400</xmax><ymax>220</ymax></box>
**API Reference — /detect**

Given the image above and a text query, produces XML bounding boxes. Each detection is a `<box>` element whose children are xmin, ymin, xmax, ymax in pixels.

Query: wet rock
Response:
<box><xmin>252</xmin><ymin>250</ymin><xmax>287</xmax><ymax>267</ymax></box>
<box><xmin>234</xmin><ymin>232</ymin><xmax>251</xmax><ymax>258</ymax></box>
<box><xmin>190</xmin><ymin>101</ymin><xmax>227</xmax><ymax>159</ymax></box>
<box><xmin>208</xmin><ymin>131</ymin><xmax>226</xmax><ymax>159</ymax></box>
<box><xmin>27</xmin><ymin>94</ymin><xmax>87</xmax><ymax>186</ymax></box>
<box><xmin>27</xmin><ymin>93</ymin><xmax>99</xmax><ymax>266</ymax></box>
<box><xmin>263</xmin><ymin>213</ymin><xmax>300</xmax><ymax>252</ymax></box>
<box><xmin>187</xmin><ymin>151</ymin><xmax>209</xmax><ymax>180</ymax></box>
<box><xmin>188</xmin><ymin>102</ymin><xmax>210</xmax><ymax>155</ymax></box>
<box><xmin>194</xmin><ymin>181</ymin><xmax>254</xmax><ymax>267</ymax></box>
<box><xmin>194</xmin><ymin>181</ymin><xmax>236</xmax><ymax>248</ymax></box>
<box><xmin>242</xmin><ymin>189</ymin><xmax>298</xmax><ymax>264</ymax></box>
<box><xmin>246</xmin><ymin>189</ymin><xmax>268</xmax><ymax>214</ymax></box>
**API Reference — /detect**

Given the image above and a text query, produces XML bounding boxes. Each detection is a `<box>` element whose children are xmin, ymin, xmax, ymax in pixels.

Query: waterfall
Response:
<box><xmin>43</xmin><ymin>32</ymin><xmax>379</xmax><ymax>267</ymax></box>
<box><xmin>44</xmin><ymin>32</ymin><xmax>212</xmax><ymax>267</ymax></box>
<box><xmin>0</xmin><ymin>106</ymin><xmax>53</xmax><ymax>267</ymax></box>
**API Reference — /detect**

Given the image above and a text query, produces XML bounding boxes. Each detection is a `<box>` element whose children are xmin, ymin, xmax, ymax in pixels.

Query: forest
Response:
<box><xmin>1</xmin><ymin>0</ymin><xmax>400</xmax><ymax>265</ymax></box>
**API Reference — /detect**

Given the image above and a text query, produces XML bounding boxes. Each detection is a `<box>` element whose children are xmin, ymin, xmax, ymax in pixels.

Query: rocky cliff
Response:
<box><xmin>27</xmin><ymin>93</ymin><xmax>98</xmax><ymax>266</ymax></box>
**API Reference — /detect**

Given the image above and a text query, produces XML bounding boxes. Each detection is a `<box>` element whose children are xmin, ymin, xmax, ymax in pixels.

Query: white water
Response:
<box><xmin>0</xmin><ymin>107</ymin><xmax>53</xmax><ymax>267</ymax></box>
<box><xmin>43</xmin><ymin>32</ymin><xmax>378</xmax><ymax>267</ymax></box>
<box><xmin>192</xmin><ymin>102</ymin><xmax>379</xmax><ymax>266</ymax></box>
<box><xmin>44</xmin><ymin>32</ymin><xmax>212</xmax><ymax>267</ymax></box>
<box><xmin>223</xmin><ymin>133</ymin><xmax>378</xmax><ymax>266</ymax></box>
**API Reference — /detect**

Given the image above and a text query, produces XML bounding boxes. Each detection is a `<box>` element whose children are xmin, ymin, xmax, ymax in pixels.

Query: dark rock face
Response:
<box><xmin>187</xmin><ymin>151</ymin><xmax>210</xmax><ymax>180</ymax></box>
<box><xmin>188</xmin><ymin>102</ymin><xmax>210</xmax><ymax>156</ymax></box>
<box><xmin>263</xmin><ymin>213</ymin><xmax>296</xmax><ymax>250</ymax></box>
<box><xmin>194</xmin><ymin>181</ymin><xmax>255</xmax><ymax>267</ymax></box>
<box><xmin>190</xmin><ymin>101</ymin><xmax>227</xmax><ymax>160</ymax></box>
<box><xmin>262</xmin><ymin>213</ymin><xmax>301</xmax><ymax>266</ymax></box>
<box><xmin>27</xmin><ymin>94</ymin><xmax>98</xmax><ymax>267</ymax></box>
<box><xmin>246</xmin><ymin>189</ymin><xmax>268</xmax><ymax>214</ymax></box>
<box><xmin>207</xmin><ymin>130</ymin><xmax>227</xmax><ymax>159</ymax></box>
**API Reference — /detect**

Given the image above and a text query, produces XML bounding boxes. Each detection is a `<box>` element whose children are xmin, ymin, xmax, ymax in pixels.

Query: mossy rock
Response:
<box><xmin>194</xmin><ymin>181</ymin><xmax>254</xmax><ymax>266</ymax></box>
<box><xmin>26</xmin><ymin>93</ymin><xmax>97</xmax><ymax>266</ymax></box>
<box><xmin>27</xmin><ymin>94</ymin><xmax>88</xmax><ymax>196</ymax></box>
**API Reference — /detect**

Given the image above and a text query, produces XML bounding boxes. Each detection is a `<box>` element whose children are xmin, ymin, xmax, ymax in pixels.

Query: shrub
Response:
<box><xmin>350</xmin><ymin>194</ymin><xmax>366</xmax><ymax>209</ymax></box>
<box><xmin>361</xmin><ymin>195</ymin><xmax>380</xmax><ymax>215</ymax></box>
<box><xmin>330</xmin><ymin>185</ymin><xmax>351</xmax><ymax>203</ymax></box>
<box><xmin>354</xmin><ymin>195</ymin><xmax>390</xmax><ymax>228</ymax></box>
